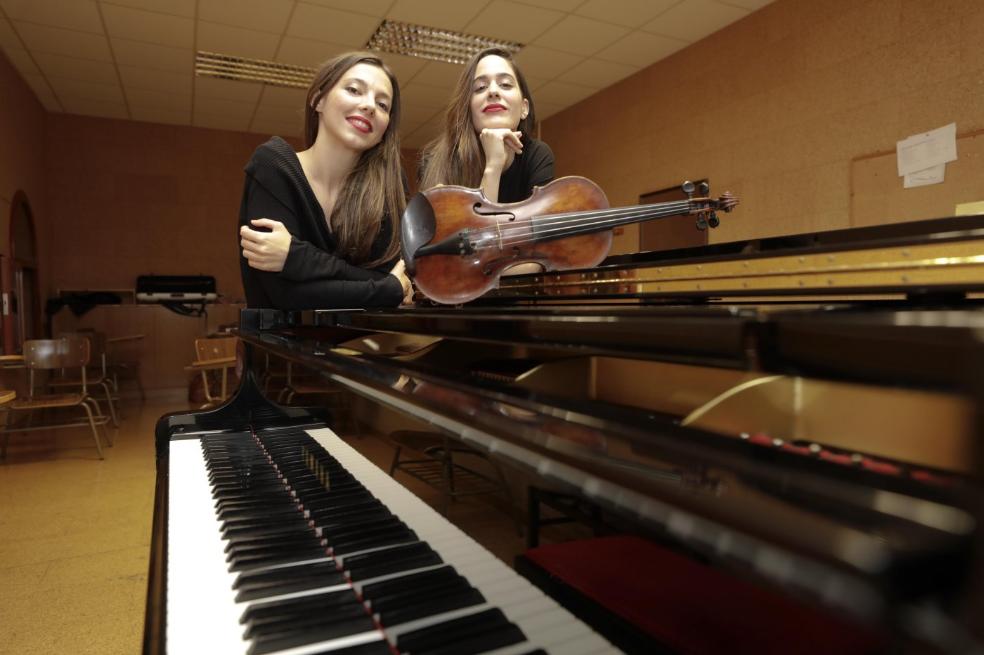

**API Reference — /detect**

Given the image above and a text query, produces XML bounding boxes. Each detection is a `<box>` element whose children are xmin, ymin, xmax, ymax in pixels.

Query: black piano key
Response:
<box><xmin>395</xmin><ymin>609</ymin><xmax>522</xmax><ymax>654</ymax></box>
<box><xmin>229</xmin><ymin>543</ymin><xmax>328</xmax><ymax>572</ymax></box>
<box><xmin>241</xmin><ymin>588</ymin><xmax>359</xmax><ymax>626</ymax></box>
<box><xmin>345</xmin><ymin>544</ymin><xmax>442</xmax><ymax>581</ymax></box>
<box><xmin>247</xmin><ymin>602</ymin><xmax>369</xmax><ymax>641</ymax></box>
<box><xmin>235</xmin><ymin>563</ymin><xmax>345</xmax><ymax>601</ymax></box>
<box><xmin>415</xmin><ymin>625</ymin><xmax>528</xmax><ymax>655</ymax></box>
<box><xmin>226</xmin><ymin>532</ymin><xmax>323</xmax><ymax>560</ymax></box>
<box><xmin>222</xmin><ymin>518</ymin><xmax>313</xmax><ymax>540</ymax></box>
<box><xmin>305</xmin><ymin>640</ymin><xmax>393</xmax><ymax>655</ymax></box>
<box><xmin>247</xmin><ymin>614</ymin><xmax>377</xmax><ymax>655</ymax></box>
<box><xmin>331</xmin><ymin>527</ymin><xmax>419</xmax><ymax>557</ymax></box>
<box><xmin>377</xmin><ymin>588</ymin><xmax>485</xmax><ymax>627</ymax></box>
<box><xmin>360</xmin><ymin>566</ymin><xmax>461</xmax><ymax>600</ymax></box>
<box><xmin>368</xmin><ymin>575</ymin><xmax>473</xmax><ymax>614</ymax></box>
<box><xmin>235</xmin><ymin>559</ymin><xmax>339</xmax><ymax>589</ymax></box>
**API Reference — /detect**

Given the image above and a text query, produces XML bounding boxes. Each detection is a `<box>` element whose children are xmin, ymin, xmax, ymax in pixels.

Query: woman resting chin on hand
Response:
<box><xmin>418</xmin><ymin>47</ymin><xmax>555</xmax><ymax>277</ymax></box>
<box><xmin>238</xmin><ymin>51</ymin><xmax>413</xmax><ymax>310</ymax></box>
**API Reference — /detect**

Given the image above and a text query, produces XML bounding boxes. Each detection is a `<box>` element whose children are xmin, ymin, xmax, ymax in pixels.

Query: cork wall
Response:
<box><xmin>541</xmin><ymin>0</ymin><xmax>984</xmax><ymax>253</ymax></box>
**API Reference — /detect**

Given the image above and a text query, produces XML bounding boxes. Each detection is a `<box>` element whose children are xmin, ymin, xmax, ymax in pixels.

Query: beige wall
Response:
<box><xmin>542</xmin><ymin>0</ymin><xmax>984</xmax><ymax>254</ymax></box>
<box><xmin>0</xmin><ymin>47</ymin><xmax>48</xmax><ymax>294</ymax></box>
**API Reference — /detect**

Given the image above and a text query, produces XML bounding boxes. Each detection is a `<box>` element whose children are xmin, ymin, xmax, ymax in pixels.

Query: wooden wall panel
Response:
<box><xmin>541</xmin><ymin>0</ymin><xmax>984</xmax><ymax>254</ymax></box>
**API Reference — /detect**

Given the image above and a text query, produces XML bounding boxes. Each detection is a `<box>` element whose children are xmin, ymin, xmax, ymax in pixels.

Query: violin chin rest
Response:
<box><xmin>401</xmin><ymin>192</ymin><xmax>436</xmax><ymax>276</ymax></box>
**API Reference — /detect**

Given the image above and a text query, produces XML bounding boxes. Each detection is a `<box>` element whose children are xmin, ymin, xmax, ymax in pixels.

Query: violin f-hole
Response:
<box><xmin>473</xmin><ymin>203</ymin><xmax>516</xmax><ymax>221</ymax></box>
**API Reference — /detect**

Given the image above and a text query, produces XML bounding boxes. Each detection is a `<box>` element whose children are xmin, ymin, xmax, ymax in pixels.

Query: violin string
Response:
<box><xmin>489</xmin><ymin>200</ymin><xmax>694</xmax><ymax>239</ymax></box>
<box><xmin>482</xmin><ymin>202</ymin><xmax>701</xmax><ymax>248</ymax></box>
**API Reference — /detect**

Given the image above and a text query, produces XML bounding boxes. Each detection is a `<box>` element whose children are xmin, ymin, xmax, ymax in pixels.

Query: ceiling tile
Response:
<box><xmin>193</xmin><ymin>109</ymin><xmax>250</xmax><ymax>131</ymax></box>
<box><xmin>513</xmin><ymin>45</ymin><xmax>581</xmax><ymax>79</ymax></box>
<box><xmin>252</xmin><ymin>103</ymin><xmax>303</xmax><ymax>125</ymax></box>
<box><xmin>20</xmin><ymin>72</ymin><xmax>62</xmax><ymax>110</ymax></box>
<box><xmin>535</xmin><ymin>100</ymin><xmax>563</xmax><ymax>119</ymax></box>
<box><xmin>399</xmin><ymin>81</ymin><xmax>451</xmax><ymax>109</ymax></box>
<box><xmin>2</xmin><ymin>46</ymin><xmax>39</xmax><ymax>76</ymax></box>
<box><xmin>60</xmin><ymin>96</ymin><xmax>129</xmax><ymax>118</ymax></box>
<box><xmin>33</xmin><ymin>51</ymin><xmax>119</xmax><ymax>85</ymax></box>
<box><xmin>556</xmin><ymin>56</ymin><xmax>638</xmax><ymax>87</ymax></box>
<box><xmin>593</xmin><ymin>30</ymin><xmax>688</xmax><ymax>66</ymax></box>
<box><xmin>15</xmin><ymin>22</ymin><xmax>113</xmax><ymax>60</ymax></box>
<box><xmin>197</xmin><ymin>21</ymin><xmax>281</xmax><ymax>60</ymax></box>
<box><xmin>304</xmin><ymin>0</ymin><xmax>391</xmax><ymax>17</ymax></box>
<box><xmin>533</xmin><ymin>79</ymin><xmax>595</xmax><ymax>105</ymax></box>
<box><xmin>1</xmin><ymin>0</ymin><xmax>103</xmax><ymax>33</ymax></box>
<box><xmin>125</xmin><ymin>86</ymin><xmax>191</xmax><ymax>111</ymax></box>
<box><xmin>194</xmin><ymin>95</ymin><xmax>256</xmax><ymax>120</ymax></box>
<box><xmin>195</xmin><ymin>75</ymin><xmax>263</xmax><ymax>103</ymax></box>
<box><xmin>197</xmin><ymin>0</ymin><xmax>295</xmax><ymax>35</ymax></box>
<box><xmin>575</xmin><ymin>0</ymin><xmax>679</xmax><ymax>28</ymax></box>
<box><xmin>464</xmin><ymin>1</ymin><xmax>564</xmax><ymax>43</ymax></box>
<box><xmin>377</xmin><ymin>52</ymin><xmax>427</xmax><ymax>86</ymax></box>
<box><xmin>0</xmin><ymin>15</ymin><xmax>22</xmax><ymax>49</ymax></box>
<box><xmin>47</xmin><ymin>75</ymin><xmax>125</xmax><ymax>103</ymax></box>
<box><xmin>386</xmin><ymin>0</ymin><xmax>490</xmax><ymax>31</ymax></box>
<box><xmin>523</xmin><ymin>74</ymin><xmax>547</xmax><ymax>90</ymax></box>
<box><xmin>259</xmin><ymin>85</ymin><xmax>308</xmax><ymax>109</ymax></box>
<box><xmin>532</xmin><ymin>14</ymin><xmax>629</xmax><ymax>55</ymax></box>
<box><xmin>101</xmin><ymin>3</ymin><xmax>193</xmax><ymax>48</ymax></box>
<box><xmin>410</xmin><ymin>60</ymin><xmax>463</xmax><ymax>87</ymax></box>
<box><xmin>275</xmin><ymin>36</ymin><xmax>347</xmax><ymax>67</ymax></box>
<box><xmin>399</xmin><ymin>102</ymin><xmax>441</xmax><ymax>128</ymax></box>
<box><xmin>286</xmin><ymin>4</ymin><xmax>380</xmax><ymax>47</ymax></box>
<box><xmin>130</xmin><ymin>105</ymin><xmax>192</xmax><ymax>125</ymax></box>
<box><xmin>111</xmin><ymin>37</ymin><xmax>191</xmax><ymax>72</ymax></box>
<box><xmin>117</xmin><ymin>64</ymin><xmax>192</xmax><ymax>94</ymax></box>
<box><xmin>99</xmin><ymin>0</ymin><xmax>196</xmax><ymax>18</ymax></box>
<box><xmin>641</xmin><ymin>0</ymin><xmax>748</xmax><ymax>42</ymax></box>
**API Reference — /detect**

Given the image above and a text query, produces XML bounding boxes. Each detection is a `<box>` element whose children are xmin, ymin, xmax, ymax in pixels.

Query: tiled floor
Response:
<box><xmin>0</xmin><ymin>398</ymin><xmax>562</xmax><ymax>654</ymax></box>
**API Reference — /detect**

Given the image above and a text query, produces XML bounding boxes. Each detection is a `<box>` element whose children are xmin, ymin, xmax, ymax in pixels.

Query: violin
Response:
<box><xmin>401</xmin><ymin>176</ymin><xmax>738</xmax><ymax>305</ymax></box>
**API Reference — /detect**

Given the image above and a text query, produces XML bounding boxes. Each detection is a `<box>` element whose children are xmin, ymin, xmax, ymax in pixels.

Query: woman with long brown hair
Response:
<box><xmin>419</xmin><ymin>47</ymin><xmax>554</xmax><ymax>204</ymax></box>
<box><xmin>238</xmin><ymin>52</ymin><xmax>412</xmax><ymax>309</ymax></box>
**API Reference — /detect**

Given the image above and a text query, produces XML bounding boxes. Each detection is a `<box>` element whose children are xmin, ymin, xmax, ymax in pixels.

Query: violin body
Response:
<box><xmin>402</xmin><ymin>176</ymin><xmax>611</xmax><ymax>305</ymax></box>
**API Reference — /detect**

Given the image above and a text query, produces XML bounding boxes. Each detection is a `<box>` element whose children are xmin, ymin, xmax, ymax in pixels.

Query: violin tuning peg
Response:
<box><xmin>698</xmin><ymin>182</ymin><xmax>709</xmax><ymax>195</ymax></box>
<box><xmin>696</xmin><ymin>215</ymin><xmax>708</xmax><ymax>231</ymax></box>
<box><xmin>708</xmin><ymin>212</ymin><xmax>720</xmax><ymax>228</ymax></box>
<box><xmin>681</xmin><ymin>181</ymin><xmax>695</xmax><ymax>195</ymax></box>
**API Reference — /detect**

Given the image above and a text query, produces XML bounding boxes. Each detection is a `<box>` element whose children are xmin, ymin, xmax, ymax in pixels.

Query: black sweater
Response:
<box><xmin>497</xmin><ymin>138</ymin><xmax>555</xmax><ymax>203</ymax></box>
<box><xmin>238</xmin><ymin>137</ymin><xmax>403</xmax><ymax>309</ymax></box>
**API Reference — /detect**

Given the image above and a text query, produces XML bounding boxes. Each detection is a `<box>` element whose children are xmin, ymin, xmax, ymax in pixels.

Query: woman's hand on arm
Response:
<box><xmin>240</xmin><ymin>218</ymin><xmax>292</xmax><ymax>272</ymax></box>
<box><xmin>389</xmin><ymin>259</ymin><xmax>415</xmax><ymax>305</ymax></box>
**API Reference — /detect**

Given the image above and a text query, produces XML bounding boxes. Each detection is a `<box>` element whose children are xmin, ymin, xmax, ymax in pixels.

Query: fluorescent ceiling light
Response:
<box><xmin>366</xmin><ymin>20</ymin><xmax>522</xmax><ymax>65</ymax></box>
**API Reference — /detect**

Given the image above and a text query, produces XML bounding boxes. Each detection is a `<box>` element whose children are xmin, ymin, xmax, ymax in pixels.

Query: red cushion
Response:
<box><xmin>525</xmin><ymin>536</ymin><xmax>885</xmax><ymax>655</ymax></box>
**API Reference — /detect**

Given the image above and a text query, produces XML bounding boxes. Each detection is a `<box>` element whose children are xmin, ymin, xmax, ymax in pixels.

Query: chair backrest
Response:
<box><xmin>23</xmin><ymin>338</ymin><xmax>90</xmax><ymax>396</ymax></box>
<box><xmin>60</xmin><ymin>330</ymin><xmax>107</xmax><ymax>372</ymax></box>
<box><xmin>195</xmin><ymin>336</ymin><xmax>237</xmax><ymax>362</ymax></box>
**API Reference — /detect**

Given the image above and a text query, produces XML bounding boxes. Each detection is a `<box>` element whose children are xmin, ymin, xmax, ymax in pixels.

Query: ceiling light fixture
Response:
<box><xmin>195</xmin><ymin>51</ymin><xmax>315</xmax><ymax>88</ymax></box>
<box><xmin>366</xmin><ymin>20</ymin><xmax>522</xmax><ymax>65</ymax></box>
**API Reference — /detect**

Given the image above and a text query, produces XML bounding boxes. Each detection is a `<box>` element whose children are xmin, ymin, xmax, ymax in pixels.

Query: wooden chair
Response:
<box><xmin>0</xmin><ymin>338</ymin><xmax>111</xmax><ymax>460</ymax></box>
<box><xmin>188</xmin><ymin>336</ymin><xmax>238</xmax><ymax>408</ymax></box>
<box><xmin>49</xmin><ymin>331</ymin><xmax>118</xmax><ymax>427</ymax></box>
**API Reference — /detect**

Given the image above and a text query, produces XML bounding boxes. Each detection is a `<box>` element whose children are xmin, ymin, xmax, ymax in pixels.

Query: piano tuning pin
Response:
<box><xmin>698</xmin><ymin>182</ymin><xmax>709</xmax><ymax>196</ymax></box>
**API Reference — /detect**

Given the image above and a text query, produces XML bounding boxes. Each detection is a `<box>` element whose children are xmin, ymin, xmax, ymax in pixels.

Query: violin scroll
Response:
<box><xmin>681</xmin><ymin>181</ymin><xmax>738</xmax><ymax>231</ymax></box>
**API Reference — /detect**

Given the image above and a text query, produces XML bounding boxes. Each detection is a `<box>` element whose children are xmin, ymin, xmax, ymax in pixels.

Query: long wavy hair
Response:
<box><xmin>419</xmin><ymin>48</ymin><xmax>537</xmax><ymax>191</ymax></box>
<box><xmin>304</xmin><ymin>52</ymin><xmax>404</xmax><ymax>267</ymax></box>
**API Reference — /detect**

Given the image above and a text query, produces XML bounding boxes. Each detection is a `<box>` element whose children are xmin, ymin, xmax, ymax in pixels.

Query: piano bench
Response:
<box><xmin>387</xmin><ymin>429</ymin><xmax>520</xmax><ymax>532</ymax></box>
<box><xmin>515</xmin><ymin>535</ymin><xmax>887</xmax><ymax>655</ymax></box>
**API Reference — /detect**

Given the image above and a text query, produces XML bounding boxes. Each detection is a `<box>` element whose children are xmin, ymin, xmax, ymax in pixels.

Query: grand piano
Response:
<box><xmin>145</xmin><ymin>214</ymin><xmax>984</xmax><ymax>654</ymax></box>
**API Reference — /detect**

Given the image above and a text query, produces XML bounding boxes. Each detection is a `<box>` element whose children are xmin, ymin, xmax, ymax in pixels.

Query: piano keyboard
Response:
<box><xmin>166</xmin><ymin>425</ymin><xmax>616</xmax><ymax>655</ymax></box>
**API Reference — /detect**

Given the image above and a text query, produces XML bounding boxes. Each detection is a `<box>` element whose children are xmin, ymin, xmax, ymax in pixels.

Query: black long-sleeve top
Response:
<box><xmin>238</xmin><ymin>137</ymin><xmax>403</xmax><ymax>309</ymax></box>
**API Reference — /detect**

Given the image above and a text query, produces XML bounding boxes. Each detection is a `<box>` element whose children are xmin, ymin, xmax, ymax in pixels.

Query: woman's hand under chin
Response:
<box><xmin>241</xmin><ymin>218</ymin><xmax>292</xmax><ymax>272</ymax></box>
<box><xmin>479</xmin><ymin>128</ymin><xmax>523</xmax><ymax>172</ymax></box>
